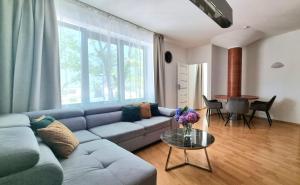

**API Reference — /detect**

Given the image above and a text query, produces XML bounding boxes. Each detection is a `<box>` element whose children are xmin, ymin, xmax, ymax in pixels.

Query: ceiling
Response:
<box><xmin>79</xmin><ymin>0</ymin><xmax>300</xmax><ymax>48</ymax></box>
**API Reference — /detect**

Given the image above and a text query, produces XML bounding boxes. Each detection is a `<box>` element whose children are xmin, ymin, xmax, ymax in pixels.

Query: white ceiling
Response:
<box><xmin>79</xmin><ymin>0</ymin><xmax>300</xmax><ymax>48</ymax></box>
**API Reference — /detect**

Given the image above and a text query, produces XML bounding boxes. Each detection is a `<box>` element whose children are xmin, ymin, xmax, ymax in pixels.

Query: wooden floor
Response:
<box><xmin>135</xmin><ymin>110</ymin><xmax>300</xmax><ymax>185</ymax></box>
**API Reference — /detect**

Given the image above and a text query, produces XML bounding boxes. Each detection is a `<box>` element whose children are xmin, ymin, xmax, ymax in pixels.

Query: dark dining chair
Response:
<box><xmin>249</xmin><ymin>96</ymin><xmax>276</xmax><ymax>126</ymax></box>
<box><xmin>224</xmin><ymin>98</ymin><xmax>251</xmax><ymax>129</ymax></box>
<box><xmin>202</xmin><ymin>95</ymin><xmax>224</xmax><ymax>121</ymax></box>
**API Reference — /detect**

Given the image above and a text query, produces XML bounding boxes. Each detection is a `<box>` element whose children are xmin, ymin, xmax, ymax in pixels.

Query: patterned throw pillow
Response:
<box><xmin>30</xmin><ymin>115</ymin><xmax>55</xmax><ymax>133</ymax></box>
<box><xmin>140</xmin><ymin>103</ymin><xmax>152</xmax><ymax>119</ymax></box>
<box><xmin>150</xmin><ymin>103</ymin><xmax>161</xmax><ymax>116</ymax></box>
<box><xmin>37</xmin><ymin>121</ymin><xmax>79</xmax><ymax>158</ymax></box>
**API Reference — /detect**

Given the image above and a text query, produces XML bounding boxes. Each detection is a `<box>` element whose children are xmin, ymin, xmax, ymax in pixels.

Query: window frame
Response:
<box><xmin>58</xmin><ymin>22</ymin><xmax>149</xmax><ymax>107</ymax></box>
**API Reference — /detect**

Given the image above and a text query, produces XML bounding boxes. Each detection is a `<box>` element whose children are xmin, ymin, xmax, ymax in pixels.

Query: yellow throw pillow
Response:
<box><xmin>140</xmin><ymin>103</ymin><xmax>152</xmax><ymax>119</ymax></box>
<box><xmin>37</xmin><ymin>121</ymin><xmax>79</xmax><ymax>158</ymax></box>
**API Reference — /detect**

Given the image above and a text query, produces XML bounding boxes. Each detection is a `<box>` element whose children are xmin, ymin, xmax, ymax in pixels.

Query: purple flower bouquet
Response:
<box><xmin>175</xmin><ymin>106</ymin><xmax>200</xmax><ymax>137</ymax></box>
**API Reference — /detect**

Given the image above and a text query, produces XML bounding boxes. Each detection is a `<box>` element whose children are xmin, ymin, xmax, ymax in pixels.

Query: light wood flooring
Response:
<box><xmin>135</xmin><ymin>110</ymin><xmax>300</xmax><ymax>185</ymax></box>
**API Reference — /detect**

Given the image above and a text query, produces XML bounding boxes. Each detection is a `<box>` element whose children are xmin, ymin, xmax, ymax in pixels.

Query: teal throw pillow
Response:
<box><xmin>30</xmin><ymin>115</ymin><xmax>55</xmax><ymax>133</ymax></box>
<box><xmin>122</xmin><ymin>106</ymin><xmax>141</xmax><ymax>122</ymax></box>
<box><xmin>150</xmin><ymin>103</ymin><xmax>161</xmax><ymax>116</ymax></box>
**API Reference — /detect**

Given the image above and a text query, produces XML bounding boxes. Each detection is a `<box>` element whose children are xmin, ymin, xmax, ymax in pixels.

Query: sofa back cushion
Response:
<box><xmin>84</xmin><ymin>105</ymin><xmax>122</xmax><ymax>128</ymax></box>
<box><xmin>0</xmin><ymin>114</ymin><xmax>30</xmax><ymax>128</ymax></box>
<box><xmin>86</xmin><ymin>111</ymin><xmax>122</xmax><ymax>129</ymax></box>
<box><xmin>25</xmin><ymin>108</ymin><xmax>86</xmax><ymax>132</ymax></box>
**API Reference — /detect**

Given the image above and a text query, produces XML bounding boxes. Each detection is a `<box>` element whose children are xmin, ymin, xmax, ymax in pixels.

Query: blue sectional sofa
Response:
<box><xmin>0</xmin><ymin>105</ymin><xmax>176</xmax><ymax>185</ymax></box>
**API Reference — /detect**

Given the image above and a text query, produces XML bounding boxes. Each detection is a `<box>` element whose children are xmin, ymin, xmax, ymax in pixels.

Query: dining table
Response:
<box><xmin>214</xmin><ymin>95</ymin><xmax>259</xmax><ymax>120</ymax></box>
<box><xmin>215</xmin><ymin>95</ymin><xmax>259</xmax><ymax>101</ymax></box>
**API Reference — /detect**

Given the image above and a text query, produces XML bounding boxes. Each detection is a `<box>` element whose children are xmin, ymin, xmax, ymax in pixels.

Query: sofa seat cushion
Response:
<box><xmin>60</xmin><ymin>139</ymin><xmax>156</xmax><ymax>185</ymax></box>
<box><xmin>73</xmin><ymin>130</ymin><xmax>100</xmax><ymax>144</ymax></box>
<box><xmin>134</xmin><ymin>116</ymin><xmax>171</xmax><ymax>133</ymax></box>
<box><xmin>89</xmin><ymin>122</ymin><xmax>145</xmax><ymax>143</ymax></box>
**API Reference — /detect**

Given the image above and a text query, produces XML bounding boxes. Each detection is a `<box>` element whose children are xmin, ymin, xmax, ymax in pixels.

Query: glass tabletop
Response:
<box><xmin>160</xmin><ymin>128</ymin><xmax>215</xmax><ymax>150</ymax></box>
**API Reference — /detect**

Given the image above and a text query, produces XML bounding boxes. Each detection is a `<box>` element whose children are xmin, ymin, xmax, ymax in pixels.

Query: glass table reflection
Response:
<box><xmin>161</xmin><ymin>128</ymin><xmax>215</xmax><ymax>172</ymax></box>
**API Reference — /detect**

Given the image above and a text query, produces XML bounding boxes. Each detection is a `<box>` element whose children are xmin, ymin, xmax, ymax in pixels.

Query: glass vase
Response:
<box><xmin>183</xmin><ymin>123</ymin><xmax>192</xmax><ymax>138</ymax></box>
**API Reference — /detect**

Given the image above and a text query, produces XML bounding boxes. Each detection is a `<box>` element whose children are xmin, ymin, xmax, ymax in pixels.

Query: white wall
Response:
<box><xmin>171</xmin><ymin>29</ymin><xmax>300</xmax><ymax>124</ymax></box>
<box><xmin>205</xmin><ymin>30</ymin><xmax>300</xmax><ymax>124</ymax></box>
<box><xmin>187</xmin><ymin>44</ymin><xmax>212</xmax><ymax>98</ymax></box>
<box><xmin>187</xmin><ymin>44</ymin><xmax>211</xmax><ymax>64</ymax></box>
<box><xmin>243</xmin><ymin>29</ymin><xmax>300</xmax><ymax>124</ymax></box>
<box><xmin>164</xmin><ymin>41</ymin><xmax>187</xmax><ymax>108</ymax></box>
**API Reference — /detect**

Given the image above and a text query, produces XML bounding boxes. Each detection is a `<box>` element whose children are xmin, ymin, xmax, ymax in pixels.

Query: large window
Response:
<box><xmin>88</xmin><ymin>39</ymin><xmax>119</xmax><ymax>103</ymax></box>
<box><xmin>58</xmin><ymin>23</ymin><xmax>153</xmax><ymax>106</ymax></box>
<box><xmin>59</xmin><ymin>26</ymin><xmax>82</xmax><ymax>105</ymax></box>
<box><xmin>124</xmin><ymin>45</ymin><xmax>145</xmax><ymax>100</ymax></box>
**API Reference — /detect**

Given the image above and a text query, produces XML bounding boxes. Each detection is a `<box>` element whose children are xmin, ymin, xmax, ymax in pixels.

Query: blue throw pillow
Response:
<box><xmin>122</xmin><ymin>106</ymin><xmax>141</xmax><ymax>122</ymax></box>
<box><xmin>150</xmin><ymin>103</ymin><xmax>161</xmax><ymax>116</ymax></box>
<box><xmin>30</xmin><ymin>115</ymin><xmax>55</xmax><ymax>133</ymax></box>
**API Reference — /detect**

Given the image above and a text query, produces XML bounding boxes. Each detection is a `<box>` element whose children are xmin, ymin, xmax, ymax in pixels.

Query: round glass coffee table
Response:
<box><xmin>161</xmin><ymin>128</ymin><xmax>215</xmax><ymax>172</ymax></box>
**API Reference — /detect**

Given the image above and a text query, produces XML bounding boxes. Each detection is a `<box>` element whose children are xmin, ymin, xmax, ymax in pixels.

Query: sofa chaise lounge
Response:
<box><xmin>0</xmin><ymin>105</ymin><xmax>176</xmax><ymax>185</ymax></box>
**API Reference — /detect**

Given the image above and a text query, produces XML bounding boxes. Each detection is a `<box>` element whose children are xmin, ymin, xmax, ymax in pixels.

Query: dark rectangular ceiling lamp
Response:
<box><xmin>190</xmin><ymin>0</ymin><xmax>233</xmax><ymax>28</ymax></box>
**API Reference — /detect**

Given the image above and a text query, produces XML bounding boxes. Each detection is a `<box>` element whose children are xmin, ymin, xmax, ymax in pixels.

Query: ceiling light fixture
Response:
<box><xmin>190</xmin><ymin>0</ymin><xmax>233</xmax><ymax>28</ymax></box>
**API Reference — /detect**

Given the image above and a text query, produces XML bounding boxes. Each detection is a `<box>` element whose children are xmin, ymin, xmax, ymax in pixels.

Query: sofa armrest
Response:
<box><xmin>171</xmin><ymin>118</ymin><xmax>179</xmax><ymax>129</ymax></box>
<box><xmin>0</xmin><ymin>143</ymin><xmax>63</xmax><ymax>185</ymax></box>
<box><xmin>0</xmin><ymin>127</ymin><xmax>40</xmax><ymax>177</ymax></box>
<box><xmin>158</xmin><ymin>107</ymin><xmax>176</xmax><ymax>117</ymax></box>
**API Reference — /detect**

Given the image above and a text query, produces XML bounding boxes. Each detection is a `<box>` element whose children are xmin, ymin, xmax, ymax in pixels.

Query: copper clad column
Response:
<box><xmin>227</xmin><ymin>47</ymin><xmax>242</xmax><ymax>97</ymax></box>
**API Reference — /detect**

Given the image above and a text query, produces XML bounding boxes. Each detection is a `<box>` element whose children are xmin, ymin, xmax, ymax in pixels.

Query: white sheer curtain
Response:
<box><xmin>55</xmin><ymin>0</ymin><xmax>154</xmax><ymax>107</ymax></box>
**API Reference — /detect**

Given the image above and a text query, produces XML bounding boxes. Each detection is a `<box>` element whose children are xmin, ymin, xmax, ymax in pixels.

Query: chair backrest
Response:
<box><xmin>225</xmin><ymin>98</ymin><xmax>249</xmax><ymax>114</ymax></box>
<box><xmin>267</xmin><ymin>96</ymin><xmax>276</xmax><ymax>110</ymax></box>
<box><xmin>202</xmin><ymin>95</ymin><xmax>209</xmax><ymax>106</ymax></box>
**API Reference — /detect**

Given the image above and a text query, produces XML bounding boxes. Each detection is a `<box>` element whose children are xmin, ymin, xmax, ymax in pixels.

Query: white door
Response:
<box><xmin>177</xmin><ymin>63</ymin><xmax>188</xmax><ymax>108</ymax></box>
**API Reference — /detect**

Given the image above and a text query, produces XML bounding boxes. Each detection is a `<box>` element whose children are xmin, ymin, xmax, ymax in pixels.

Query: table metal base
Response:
<box><xmin>164</xmin><ymin>147</ymin><xmax>212</xmax><ymax>172</ymax></box>
<box><xmin>229</xmin><ymin>113</ymin><xmax>242</xmax><ymax>120</ymax></box>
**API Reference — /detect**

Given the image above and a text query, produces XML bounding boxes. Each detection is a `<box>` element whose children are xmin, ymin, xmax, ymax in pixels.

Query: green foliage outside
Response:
<box><xmin>58</xmin><ymin>25</ymin><xmax>145</xmax><ymax>104</ymax></box>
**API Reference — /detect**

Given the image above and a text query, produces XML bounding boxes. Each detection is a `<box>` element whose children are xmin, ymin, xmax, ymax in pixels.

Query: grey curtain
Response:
<box><xmin>153</xmin><ymin>33</ymin><xmax>166</xmax><ymax>107</ymax></box>
<box><xmin>193</xmin><ymin>64</ymin><xmax>203</xmax><ymax>109</ymax></box>
<box><xmin>0</xmin><ymin>0</ymin><xmax>61</xmax><ymax>114</ymax></box>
